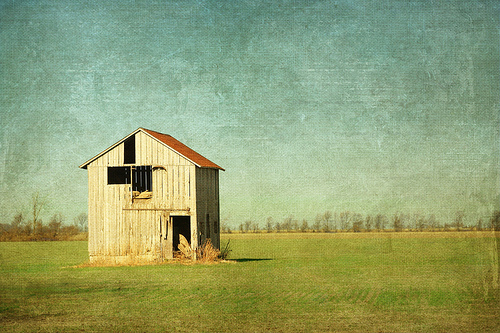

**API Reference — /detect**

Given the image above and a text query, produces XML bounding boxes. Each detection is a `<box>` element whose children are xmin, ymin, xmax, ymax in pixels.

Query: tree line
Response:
<box><xmin>224</xmin><ymin>210</ymin><xmax>500</xmax><ymax>234</ymax></box>
<box><xmin>0</xmin><ymin>193</ymin><xmax>88</xmax><ymax>241</ymax></box>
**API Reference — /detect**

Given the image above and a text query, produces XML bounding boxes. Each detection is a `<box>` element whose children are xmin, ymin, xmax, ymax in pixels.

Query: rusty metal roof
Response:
<box><xmin>141</xmin><ymin>128</ymin><xmax>224</xmax><ymax>170</ymax></box>
<box><xmin>79</xmin><ymin>128</ymin><xmax>224</xmax><ymax>170</ymax></box>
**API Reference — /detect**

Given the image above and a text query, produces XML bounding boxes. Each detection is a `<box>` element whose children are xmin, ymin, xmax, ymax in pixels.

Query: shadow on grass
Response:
<box><xmin>232</xmin><ymin>258</ymin><xmax>272</xmax><ymax>262</ymax></box>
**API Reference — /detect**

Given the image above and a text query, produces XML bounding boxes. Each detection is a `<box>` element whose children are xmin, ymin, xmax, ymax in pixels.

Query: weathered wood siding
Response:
<box><xmin>195</xmin><ymin>167</ymin><xmax>220</xmax><ymax>249</ymax></box>
<box><xmin>87</xmin><ymin>132</ymin><xmax>199</xmax><ymax>262</ymax></box>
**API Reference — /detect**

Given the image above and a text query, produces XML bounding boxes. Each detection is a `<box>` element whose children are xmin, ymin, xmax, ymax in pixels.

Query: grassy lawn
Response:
<box><xmin>0</xmin><ymin>232</ymin><xmax>499</xmax><ymax>332</ymax></box>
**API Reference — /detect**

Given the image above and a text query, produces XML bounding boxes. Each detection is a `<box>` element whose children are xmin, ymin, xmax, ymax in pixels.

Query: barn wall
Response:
<box><xmin>87</xmin><ymin>142</ymin><xmax>137</xmax><ymax>260</ymax></box>
<box><xmin>195</xmin><ymin>168</ymin><xmax>220</xmax><ymax>249</ymax></box>
<box><xmin>135</xmin><ymin>131</ymin><xmax>198</xmax><ymax>251</ymax></box>
<box><xmin>86</xmin><ymin>132</ymin><xmax>199</xmax><ymax>261</ymax></box>
<box><xmin>133</xmin><ymin>131</ymin><xmax>196</xmax><ymax>212</ymax></box>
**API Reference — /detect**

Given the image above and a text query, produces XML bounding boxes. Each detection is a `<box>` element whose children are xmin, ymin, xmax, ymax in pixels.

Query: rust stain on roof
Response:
<box><xmin>141</xmin><ymin>128</ymin><xmax>224</xmax><ymax>170</ymax></box>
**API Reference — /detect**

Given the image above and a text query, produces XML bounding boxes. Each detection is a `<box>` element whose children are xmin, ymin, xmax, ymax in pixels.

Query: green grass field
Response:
<box><xmin>1</xmin><ymin>232</ymin><xmax>499</xmax><ymax>332</ymax></box>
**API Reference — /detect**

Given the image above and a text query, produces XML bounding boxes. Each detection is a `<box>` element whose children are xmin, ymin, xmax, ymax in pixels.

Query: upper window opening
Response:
<box><xmin>124</xmin><ymin>135</ymin><xmax>135</xmax><ymax>164</ymax></box>
<box><xmin>108</xmin><ymin>167</ymin><xmax>131</xmax><ymax>185</ymax></box>
<box><xmin>107</xmin><ymin>165</ymin><xmax>152</xmax><ymax>198</ymax></box>
<box><xmin>132</xmin><ymin>166</ymin><xmax>152</xmax><ymax>193</ymax></box>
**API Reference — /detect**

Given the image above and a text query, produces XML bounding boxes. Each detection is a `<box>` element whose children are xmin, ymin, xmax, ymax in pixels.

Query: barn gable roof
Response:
<box><xmin>79</xmin><ymin>128</ymin><xmax>224</xmax><ymax>170</ymax></box>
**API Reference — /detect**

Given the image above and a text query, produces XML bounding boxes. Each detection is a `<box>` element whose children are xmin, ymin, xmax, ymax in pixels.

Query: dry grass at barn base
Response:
<box><xmin>197</xmin><ymin>238</ymin><xmax>227</xmax><ymax>263</ymax></box>
<box><xmin>74</xmin><ymin>256</ymin><xmax>229</xmax><ymax>268</ymax></box>
<box><xmin>74</xmin><ymin>239</ymin><xmax>228</xmax><ymax>267</ymax></box>
<box><xmin>74</xmin><ymin>257</ymin><xmax>233</xmax><ymax>268</ymax></box>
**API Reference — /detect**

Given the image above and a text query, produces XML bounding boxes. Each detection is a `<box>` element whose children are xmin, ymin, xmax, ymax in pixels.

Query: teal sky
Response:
<box><xmin>1</xmin><ymin>0</ymin><xmax>499</xmax><ymax>227</ymax></box>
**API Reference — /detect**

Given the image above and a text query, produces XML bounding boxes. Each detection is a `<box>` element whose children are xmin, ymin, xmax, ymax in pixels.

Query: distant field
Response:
<box><xmin>224</xmin><ymin>230</ymin><xmax>498</xmax><ymax>239</ymax></box>
<box><xmin>0</xmin><ymin>232</ymin><xmax>498</xmax><ymax>332</ymax></box>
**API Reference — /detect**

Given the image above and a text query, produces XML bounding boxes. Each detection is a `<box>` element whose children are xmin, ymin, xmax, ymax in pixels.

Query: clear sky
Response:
<box><xmin>1</xmin><ymin>0</ymin><xmax>499</xmax><ymax>227</ymax></box>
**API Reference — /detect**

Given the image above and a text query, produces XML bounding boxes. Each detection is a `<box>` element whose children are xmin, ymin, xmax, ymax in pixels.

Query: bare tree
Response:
<box><xmin>490</xmin><ymin>211</ymin><xmax>500</xmax><ymax>289</ymax></box>
<box><xmin>31</xmin><ymin>192</ymin><xmax>46</xmax><ymax>235</ymax></box>
<box><xmin>323</xmin><ymin>211</ymin><xmax>332</xmax><ymax>232</ymax></box>
<box><xmin>428</xmin><ymin>214</ymin><xmax>438</xmax><ymax>231</ymax></box>
<box><xmin>374</xmin><ymin>214</ymin><xmax>386</xmax><ymax>232</ymax></box>
<box><xmin>455</xmin><ymin>211</ymin><xmax>465</xmax><ymax>231</ymax></box>
<box><xmin>282</xmin><ymin>216</ymin><xmax>293</xmax><ymax>232</ymax></box>
<box><xmin>244</xmin><ymin>220</ymin><xmax>252</xmax><ymax>233</ymax></box>
<box><xmin>340</xmin><ymin>211</ymin><xmax>352</xmax><ymax>231</ymax></box>
<box><xmin>491</xmin><ymin>211</ymin><xmax>500</xmax><ymax>231</ymax></box>
<box><xmin>4</xmin><ymin>212</ymin><xmax>26</xmax><ymax>239</ymax></box>
<box><xmin>332</xmin><ymin>212</ymin><xmax>339</xmax><ymax>232</ymax></box>
<box><xmin>300</xmin><ymin>219</ymin><xmax>309</xmax><ymax>232</ymax></box>
<box><xmin>220</xmin><ymin>220</ymin><xmax>230</xmax><ymax>233</ymax></box>
<box><xmin>11</xmin><ymin>212</ymin><xmax>25</xmax><ymax>231</ymax></box>
<box><xmin>393</xmin><ymin>214</ymin><xmax>403</xmax><ymax>232</ymax></box>
<box><xmin>74</xmin><ymin>213</ymin><xmax>88</xmax><ymax>232</ymax></box>
<box><xmin>365</xmin><ymin>215</ymin><xmax>373</xmax><ymax>232</ymax></box>
<box><xmin>476</xmin><ymin>218</ymin><xmax>483</xmax><ymax>231</ymax></box>
<box><xmin>313</xmin><ymin>214</ymin><xmax>322</xmax><ymax>232</ymax></box>
<box><xmin>266</xmin><ymin>217</ymin><xmax>273</xmax><ymax>233</ymax></box>
<box><xmin>352</xmin><ymin>214</ymin><xmax>363</xmax><ymax>232</ymax></box>
<box><xmin>49</xmin><ymin>213</ymin><xmax>63</xmax><ymax>237</ymax></box>
<box><xmin>416</xmin><ymin>214</ymin><xmax>427</xmax><ymax>232</ymax></box>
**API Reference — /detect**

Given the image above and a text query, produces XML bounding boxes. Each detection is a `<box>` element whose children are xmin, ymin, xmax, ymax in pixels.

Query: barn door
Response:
<box><xmin>172</xmin><ymin>216</ymin><xmax>191</xmax><ymax>252</ymax></box>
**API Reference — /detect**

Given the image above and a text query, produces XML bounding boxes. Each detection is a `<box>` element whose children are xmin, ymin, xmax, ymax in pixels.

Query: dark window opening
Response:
<box><xmin>108</xmin><ymin>167</ymin><xmax>131</xmax><ymax>184</ymax></box>
<box><xmin>132</xmin><ymin>166</ymin><xmax>152</xmax><ymax>192</ymax></box>
<box><xmin>124</xmin><ymin>135</ymin><xmax>135</xmax><ymax>164</ymax></box>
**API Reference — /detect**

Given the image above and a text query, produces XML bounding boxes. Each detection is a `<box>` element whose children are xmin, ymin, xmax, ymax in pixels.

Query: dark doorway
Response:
<box><xmin>172</xmin><ymin>216</ymin><xmax>191</xmax><ymax>251</ymax></box>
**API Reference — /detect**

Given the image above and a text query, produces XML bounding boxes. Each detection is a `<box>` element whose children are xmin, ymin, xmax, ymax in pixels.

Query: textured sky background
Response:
<box><xmin>1</xmin><ymin>0</ymin><xmax>499</xmax><ymax>227</ymax></box>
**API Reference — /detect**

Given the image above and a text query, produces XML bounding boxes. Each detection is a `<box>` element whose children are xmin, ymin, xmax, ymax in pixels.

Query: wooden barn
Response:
<box><xmin>79</xmin><ymin>128</ymin><xmax>224</xmax><ymax>263</ymax></box>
